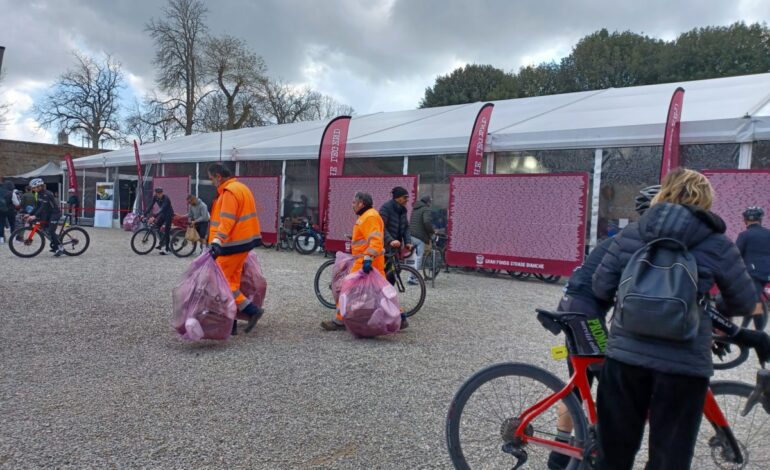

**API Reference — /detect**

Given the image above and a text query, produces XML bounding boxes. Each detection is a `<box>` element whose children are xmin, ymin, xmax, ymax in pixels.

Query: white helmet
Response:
<box><xmin>29</xmin><ymin>178</ymin><xmax>44</xmax><ymax>187</ymax></box>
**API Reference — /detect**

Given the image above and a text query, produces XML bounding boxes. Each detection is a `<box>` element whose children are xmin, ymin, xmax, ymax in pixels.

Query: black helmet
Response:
<box><xmin>743</xmin><ymin>206</ymin><xmax>764</xmax><ymax>221</ymax></box>
<box><xmin>635</xmin><ymin>185</ymin><xmax>661</xmax><ymax>215</ymax></box>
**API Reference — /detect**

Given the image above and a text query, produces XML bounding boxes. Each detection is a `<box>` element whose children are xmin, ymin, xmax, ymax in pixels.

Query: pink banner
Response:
<box><xmin>465</xmin><ymin>103</ymin><xmax>494</xmax><ymax>176</ymax></box>
<box><xmin>446</xmin><ymin>174</ymin><xmax>588</xmax><ymax>276</ymax></box>
<box><xmin>660</xmin><ymin>87</ymin><xmax>685</xmax><ymax>181</ymax></box>
<box><xmin>317</xmin><ymin>116</ymin><xmax>351</xmax><ymax>232</ymax></box>
<box><xmin>324</xmin><ymin>175</ymin><xmax>419</xmax><ymax>253</ymax></box>
<box><xmin>133</xmin><ymin>141</ymin><xmax>145</xmax><ymax>213</ymax></box>
<box><xmin>152</xmin><ymin>176</ymin><xmax>190</xmax><ymax>217</ymax></box>
<box><xmin>703</xmin><ymin>169</ymin><xmax>770</xmax><ymax>241</ymax></box>
<box><xmin>64</xmin><ymin>153</ymin><xmax>78</xmax><ymax>194</ymax></box>
<box><xmin>238</xmin><ymin>176</ymin><xmax>281</xmax><ymax>245</ymax></box>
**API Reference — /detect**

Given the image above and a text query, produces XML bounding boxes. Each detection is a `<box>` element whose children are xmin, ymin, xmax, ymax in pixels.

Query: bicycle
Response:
<box><xmin>168</xmin><ymin>215</ymin><xmax>200</xmax><ymax>258</ymax></box>
<box><xmin>9</xmin><ymin>213</ymin><xmax>90</xmax><ymax>258</ymax></box>
<box><xmin>711</xmin><ymin>283</ymin><xmax>770</xmax><ymax>371</ymax></box>
<box><xmin>445</xmin><ymin>308</ymin><xmax>770</xmax><ymax>469</ymax></box>
<box><xmin>130</xmin><ymin>216</ymin><xmax>187</xmax><ymax>255</ymax></box>
<box><xmin>508</xmin><ymin>271</ymin><xmax>562</xmax><ymax>284</ymax></box>
<box><xmin>294</xmin><ymin>219</ymin><xmax>325</xmax><ymax>255</ymax></box>
<box><xmin>423</xmin><ymin>233</ymin><xmax>448</xmax><ymax>285</ymax></box>
<box><xmin>314</xmin><ymin>247</ymin><xmax>427</xmax><ymax>317</ymax></box>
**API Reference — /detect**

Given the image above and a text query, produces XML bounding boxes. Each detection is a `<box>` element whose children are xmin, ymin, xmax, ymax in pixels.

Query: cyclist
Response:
<box><xmin>144</xmin><ymin>187</ymin><xmax>174</xmax><ymax>255</ymax></box>
<box><xmin>67</xmin><ymin>188</ymin><xmax>80</xmax><ymax>225</ymax></box>
<box><xmin>26</xmin><ymin>178</ymin><xmax>63</xmax><ymax>257</ymax></box>
<box><xmin>380</xmin><ymin>186</ymin><xmax>413</xmax><ymax>329</ymax></box>
<box><xmin>407</xmin><ymin>194</ymin><xmax>434</xmax><ymax>285</ymax></box>
<box><xmin>592</xmin><ymin>168</ymin><xmax>756</xmax><ymax>469</ymax></box>
<box><xmin>736</xmin><ymin>206</ymin><xmax>770</xmax><ymax>326</ymax></box>
<box><xmin>321</xmin><ymin>192</ymin><xmax>386</xmax><ymax>332</ymax></box>
<box><xmin>186</xmin><ymin>194</ymin><xmax>209</xmax><ymax>250</ymax></box>
<box><xmin>206</xmin><ymin>163</ymin><xmax>264</xmax><ymax>335</ymax></box>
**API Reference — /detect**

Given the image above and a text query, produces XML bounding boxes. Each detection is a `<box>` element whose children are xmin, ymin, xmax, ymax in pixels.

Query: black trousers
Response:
<box><xmin>155</xmin><ymin>217</ymin><xmax>172</xmax><ymax>250</ymax></box>
<box><xmin>596</xmin><ymin>357</ymin><xmax>708</xmax><ymax>470</ymax></box>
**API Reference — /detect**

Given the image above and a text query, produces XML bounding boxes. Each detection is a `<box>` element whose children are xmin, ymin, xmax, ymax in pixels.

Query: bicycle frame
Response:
<box><xmin>513</xmin><ymin>355</ymin><xmax>745</xmax><ymax>465</ymax></box>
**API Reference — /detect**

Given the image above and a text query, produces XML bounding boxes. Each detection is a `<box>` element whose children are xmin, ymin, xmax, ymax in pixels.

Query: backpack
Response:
<box><xmin>614</xmin><ymin>238</ymin><xmax>701</xmax><ymax>342</ymax></box>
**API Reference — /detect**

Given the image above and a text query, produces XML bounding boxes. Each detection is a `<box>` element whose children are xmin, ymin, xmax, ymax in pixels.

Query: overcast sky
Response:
<box><xmin>1</xmin><ymin>0</ymin><xmax>768</xmax><ymax>145</ymax></box>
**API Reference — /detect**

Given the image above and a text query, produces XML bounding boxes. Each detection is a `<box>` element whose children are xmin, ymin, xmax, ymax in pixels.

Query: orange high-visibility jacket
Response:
<box><xmin>350</xmin><ymin>207</ymin><xmax>385</xmax><ymax>275</ymax></box>
<box><xmin>209</xmin><ymin>178</ymin><xmax>262</xmax><ymax>255</ymax></box>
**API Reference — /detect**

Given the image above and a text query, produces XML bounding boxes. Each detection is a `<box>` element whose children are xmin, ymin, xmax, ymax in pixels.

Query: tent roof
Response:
<box><xmin>72</xmin><ymin>72</ymin><xmax>770</xmax><ymax>169</ymax></box>
<box><xmin>13</xmin><ymin>161</ymin><xmax>63</xmax><ymax>178</ymax></box>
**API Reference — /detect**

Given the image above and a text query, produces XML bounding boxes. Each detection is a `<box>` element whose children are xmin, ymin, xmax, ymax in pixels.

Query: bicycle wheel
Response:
<box><xmin>535</xmin><ymin>274</ymin><xmax>562</xmax><ymax>284</ymax></box>
<box><xmin>131</xmin><ymin>228</ymin><xmax>157</xmax><ymax>255</ymax></box>
<box><xmin>712</xmin><ymin>338</ymin><xmax>750</xmax><ymax>371</ymax></box>
<box><xmin>447</xmin><ymin>362</ymin><xmax>588</xmax><ymax>470</ymax></box>
<box><xmin>507</xmin><ymin>271</ymin><xmax>526</xmax><ymax>279</ymax></box>
<box><xmin>422</xmin><ymin>248</ymin><xmax>443</xmax><ymax>281</ymax></box>
<box><xmin>295</xmin><ymin>230</ymin><xmax>319</xmax><ymax>254</ymax></box>
<box><xmin>314</xmin><ymin>259</ymin><xmax>336</xmax><ymax>309</ymax></box>
<box><xmin>8</xmin><ymin>227</ymin><xmax>45</xmax><ymax>258</ymax></box>
<box><xmin>390</xmin><ymin>265</ymin><xmax>426</xmax><ymax>317</ymax></box>
<box><xmin>60</xmin><ymin>227</ymin><xmax>90</xmax><ymax>256</ymax></box>
<box><xmin>170</xmin><ymin>229</ymin><xmax>197</xmax><ymax>258</ymax></box>
<box><xmin>478</xmin><ymin>268</ymin><xmax>500</xmax><ymax>277</ymax></box>
<box><xmin>693</xmin><ymin>380</ymin><xmax>770</xmax><ymax>469</ymax></box>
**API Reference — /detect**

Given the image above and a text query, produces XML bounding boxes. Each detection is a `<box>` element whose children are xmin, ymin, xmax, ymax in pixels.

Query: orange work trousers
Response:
<box><xmin>216</xmin><ymin>251</ymin><xmax>250</xmax><ymax>312</ymax></box>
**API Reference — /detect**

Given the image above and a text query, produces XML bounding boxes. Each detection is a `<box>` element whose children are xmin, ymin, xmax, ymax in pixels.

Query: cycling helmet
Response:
<box><xmin>634</xmin><ymin>185</ymin><xmax>661</xmax><ymax>215</ymax></box>
<box><xmin>29</xmin><ymin>178</ymin><xmax>44</xmax><ymax>187</ymax></box>
<box><xmin>743</xmin><ymin>206</ymin><xmax>765</xmax><ymax>221</ymax></box>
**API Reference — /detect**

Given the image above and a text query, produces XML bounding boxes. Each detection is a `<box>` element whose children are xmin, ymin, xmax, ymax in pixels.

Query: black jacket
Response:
<box><xmin>0</xmin><ymin>187</ymin><xmax>13</xmax><ymax>214</ymax></box>
<box><xmin>379</xmin><ymin>199</ymin><xmax>411</xmax><ymax>246</ymax></box>
<box><xmin>564</xmin><ymin>237</ymin><xmax>614</xmax><ymax>313</ymax></box>
<box><xmin>408</xmin><ymin>201</ymin><xmax>434</xmax><ymax>243</ymax></box>
<box><xmin>145</xmin><ymin>195</ymin><xmax>174</xmax><ymax>220</ymax></box>
<box><xmin>33</xmin><ymin>189</ymin><xmax>61</xmax><ymax>221</ymax></box>
<box><xmin>592</xmin><ymin>203</ymin><xmax>756</xmax><ymax>378</ymax></box>
<box><xmin>736</xmin><ymin>224</ymin><xmax>770</xmax><ymax>282</ymax></box>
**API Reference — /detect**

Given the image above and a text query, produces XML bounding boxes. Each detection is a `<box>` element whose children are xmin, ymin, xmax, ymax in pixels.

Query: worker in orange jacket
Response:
<box><xmin>206</xmin><ymin>163</ymin><xmax>264</xmax><ymax>334</ymax></box>
<box><xmin>321</xmin><ymin>192</ymin><xmax>385</xmax><ymax>331</ymax></box>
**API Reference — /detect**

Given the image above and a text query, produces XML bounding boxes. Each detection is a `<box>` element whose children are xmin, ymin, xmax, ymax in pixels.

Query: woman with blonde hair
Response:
<box><xmin>591</xmin><ymin>167</ymin><xmax>757</xmax><ymax>469</ymax></box>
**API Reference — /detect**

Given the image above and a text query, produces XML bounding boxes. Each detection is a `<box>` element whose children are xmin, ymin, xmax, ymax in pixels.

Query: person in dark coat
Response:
<box><xmin>0</xmin><ymin>181</ymin><xmax>16</xmax><ymax>243</ymax></box>
<box><xmin>406</xmin><ymin>194</ymin><xmax>434</xmax><ymax>284</ymax></box>
<box><xmin>144</xmin><ymin>187</ymin><xmax>174</xmax><ymax>255</ymax></box>
<box><xmin>591</xmin><ymin>168</ymin><xmax>756</xmax><ymax>470</ymax></box>
<box><xmin>736</xmin><ymin>206</ymin><xmax>770</xmax><ymax>325</ymax></box>
<box><xmin>379</xmin><ymin>186</ymin><xmax>413</xmax><ymax>329</ymax></box>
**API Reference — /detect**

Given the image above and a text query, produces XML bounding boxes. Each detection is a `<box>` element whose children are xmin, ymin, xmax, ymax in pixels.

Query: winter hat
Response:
<box><xmin>391</xmin><ymin>186</ymin><xmax>409</xmax><ymax>198</ymax></box>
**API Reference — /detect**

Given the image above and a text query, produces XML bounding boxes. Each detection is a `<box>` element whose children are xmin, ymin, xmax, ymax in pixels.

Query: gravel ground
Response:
<box><xmin>0</xmin><ymin>228</ymin><xmax>759</xmax><ymax>469</ymax></box>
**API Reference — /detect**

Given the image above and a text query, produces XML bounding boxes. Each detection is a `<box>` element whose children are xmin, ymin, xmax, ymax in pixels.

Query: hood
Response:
<box><xmin>637</xmin><ymin>203</ymin><xmax>726</xmax><ymax>248</ymax></box>
<box><xmin>413</xmin><ymin>201</ymin><xmax>427</xmax><ymax>210</ymax></box>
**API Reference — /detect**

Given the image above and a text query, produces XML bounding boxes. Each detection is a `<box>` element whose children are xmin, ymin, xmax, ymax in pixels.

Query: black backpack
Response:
<box><xmin>614</xmin><ymin>238</ymin><xmax>701</xmax><ymax>342</ymax></box>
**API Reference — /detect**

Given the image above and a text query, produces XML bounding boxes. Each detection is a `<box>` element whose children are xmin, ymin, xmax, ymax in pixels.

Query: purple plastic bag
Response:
<box><xmin>332</xmin><ymin>251</ymin><xmax>356</xmax><ymax>304</ymax></box>
<box><xmin>171</xmin><ymin>252</ymin><xmax>237</xmax><ymax>341</ymax></box>
<box><xmin>122</xmin><ymin>213</ymin><xmax>138</xmax><ymax>232</ymax></box>
<box><xmin>240</xmin><ymin>251</ymin><xmax>267</xmax><ymax>308</ymax></box>
<box><xmin>339</xmin><ymin>270</ymin><xmax>401</xmax><ymax>338</ymax></box>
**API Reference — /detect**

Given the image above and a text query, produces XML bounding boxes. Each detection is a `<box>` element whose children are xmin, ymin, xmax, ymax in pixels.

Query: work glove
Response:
<box><xmin>362</xmin><ymin>258</ymin><xmax>372</xmax><ymax>274</ymax></box>
<box><xmin>208</xmin><ymin>242</ymin><xmax>223</xmax><ymax>259</ymax></box>
<box><xmin>734</xmin><ymin>328</ymin><xmax>770</xmax><ymax>365</ymax></box>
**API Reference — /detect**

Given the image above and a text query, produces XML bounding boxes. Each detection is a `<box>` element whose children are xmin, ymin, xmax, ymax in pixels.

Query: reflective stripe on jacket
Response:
<box><xmin>209</xmin><ymin>178</ymin><xmax>261</xmax><ymax>254</ymax></box>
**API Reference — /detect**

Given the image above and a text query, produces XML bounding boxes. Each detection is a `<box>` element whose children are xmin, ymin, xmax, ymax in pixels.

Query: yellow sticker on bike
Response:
<box><xmin>550</xmin><ymin>345</ymin><xmax>568</xmax><ymax>360</ymax></box>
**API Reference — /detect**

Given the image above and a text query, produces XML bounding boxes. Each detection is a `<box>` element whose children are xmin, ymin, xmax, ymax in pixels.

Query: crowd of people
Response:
<box><xmin>0</xmin><ymin>178</ymin><xmax>64</xmax><ymax>255</ymax></box>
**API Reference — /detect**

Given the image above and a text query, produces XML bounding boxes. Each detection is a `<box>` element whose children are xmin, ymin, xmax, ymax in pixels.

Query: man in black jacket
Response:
<box><xmin>27</xmin><ymin>178</ymin><xmax>63</xmax><ymax>256</ymax></box>
<box><xmin>379</xmin><ymin>186</ymin><xmax>413</xmax><ymax>328</ymax></box>
<box><xmin>591</xmin><ymin>169</ymin><xmax>756</xmax><ymax>469</ymax></box>
<box><xmin>736</xmin><ymin>206</ymin><xmax>770</xmax><ymax>323</ymax></box>
<box><xmin>407</xmin><ymin>195</ymin><xmax>434</xmax><ymax>284</ymax></box>
<box><xmin>144</xmin><ymin>187</ymin><xmax>174</xmax><ymax>255</ymax></box>
<box><xmin>0</xmin><ymin>181</ymin><xmax>16</xmax><ymax>244</ymax></box>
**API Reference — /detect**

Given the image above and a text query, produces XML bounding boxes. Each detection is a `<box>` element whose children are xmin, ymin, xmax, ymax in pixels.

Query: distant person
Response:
<box><xmin>407</xmin><ymin>195</ymin><xmax>434</xmax><ymax>285</ymax></box>
<box><xmin>736</xmin><ymin>206</ymin><xmax>770</xmax><ymax>326</ymax></box>
<box><xmin>67</xmin><ymin>188</ymin><xmax>80</xmax><ymax>224</ymax></box>
<box><xmin>186</xmin><ymin>194</ymin><xmax>209</xmax><ymax>250</ymax></box>
<box><xmin>206</xmin><ymin>163</ymin><xmax>264</xmax><ymax>335</ymax></box>
<box><xmin>27</xmin><ymin>178</ymin><xmax>63</xmax><ymax>256</ymax></box>
<box><xmin>0</xmin><ymin>181</ymin><xmax>16</xmax><ymax>244</ymax></box>
<box><xmin>144</xmin><ymin>187</ymin><xmax>174</xmax><ymax>255</ymax></box>
<box><xmin>20</xmin><ymin>185</ymin><xmax>36</xmax><ymax>214</ymax></box>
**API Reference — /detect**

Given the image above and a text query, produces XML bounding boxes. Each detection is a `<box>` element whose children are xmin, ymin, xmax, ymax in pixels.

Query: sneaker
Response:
<box><xmin>321</xmin><ymin>320</ymin><xmax>346</xmax><ymax>331</ymax></box>
<box><xmin>547</xmin><ymin>450</ymin><xmax>570</xmax><ymax>469</ymax></box>
<box><xmin>242</xmin><ymin>304</ymin><xmax>264</xmax><ymax>333</ymax></box>
<box><xmin>54</xmin><ymin>248</ymin><xmax>64</xmax><ymax>257</ymax></box>
<box><xmin>400</xmin><ymin>317</ymin><xmax>409</xmax><ymax>330</ymax></box>
<box><xmin>159</xmin><ymin>249</ymin><xmax>167</xmax><ymax>255</ymax></box>
<box><xmin>0</xmin><ymin>237</ymin><xmax>5</xmax><ymax>244</ymax></box>
<box><xmin>407</xmin><ymin>278</ymin><xmax>419</xmax><ymax>285</ymax></box>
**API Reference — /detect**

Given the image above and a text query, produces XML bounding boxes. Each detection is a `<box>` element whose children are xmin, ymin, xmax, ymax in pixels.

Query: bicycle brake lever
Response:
<box><xmin>741</xmin><ymin>369</ymin><xmax>770</xmax><ymax>417</ymax></box>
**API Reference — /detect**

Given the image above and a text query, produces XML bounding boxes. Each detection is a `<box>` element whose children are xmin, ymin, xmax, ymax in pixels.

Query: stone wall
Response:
<box><xmin>0</xmin><ymin>139</ymin><xmax>102</xmax><ymax>179</ymax></box>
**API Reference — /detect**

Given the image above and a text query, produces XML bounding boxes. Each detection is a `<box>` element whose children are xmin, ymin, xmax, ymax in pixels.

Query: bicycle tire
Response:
<box><xmin>60</xmin><ymin>227</ymin><xmax>90</xmax><ymax>256</ymax></box>
<box><xmin>422</xmin><ymin>248</ymin><xmax>444</xmax><ymax>281</ymax></box>
<box><xmin>294</xmin><ymin>230</ymin><xmax>319</xmax><ymax>255</ymax></box>
<box><xmin>170</xmin><ymin>229</ymin><xmax>197</xmax><ymax>258</ymax></box>
<box><xmin>507</xmin><ymin>270</ymin><xmax>526</xmax><ymax>279</ymax></box>
<box><xmin>693</xmin><ymin>380</ymin><xmax>770</xmax><ymax>469</ymax></box>
<box><xmin>8</xmin><ymin>227</ymin><xmax>46</xmax><ymax>258</ymax></box>
<box><xmin>712</xmin><ymin>337</ymin><xmax>751</xmax><ymax>371</ymax></box>
<box><xmin>446</xmin><ymin>362</ymin><xmax>588</xmax><ymax>470</ymax></box>
<box><xmin>131</xmin><ymin>228</ymin><xmax>157</xmax><ymax>255</ymax></box>
<box><xmin>391</xmin><ymin>264</ymin><xmax>426</xmax><ymax>317</ymax></box>
<box><xmin>314</xmin><ymin>259</ymin><xmax>337</xmax><ymax>309</ymax></box>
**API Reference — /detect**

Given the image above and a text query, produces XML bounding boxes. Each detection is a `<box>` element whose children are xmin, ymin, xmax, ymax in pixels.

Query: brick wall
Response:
<box><xmin>0</xmin><ymin>139</ymin><xmax>102</xmax><ymax>179</ymax></box>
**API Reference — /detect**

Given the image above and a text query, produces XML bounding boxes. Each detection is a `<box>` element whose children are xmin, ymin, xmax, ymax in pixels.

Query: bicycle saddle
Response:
<box><xmin>535</xmin><ymin>309</ymin><xmax>587</xmax><ymax>335</ymax></box>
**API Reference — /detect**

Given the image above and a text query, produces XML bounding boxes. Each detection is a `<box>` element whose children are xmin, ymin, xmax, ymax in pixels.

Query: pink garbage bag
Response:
<box><xmin>122</xmin><ymin>213</ymin><xmax>139</xmax><ymax>232</ymax></box>
<box><xmin>339</xmin><ymin>270</ymin><xmax>401</xmax><ymax>338</ymax></box>
<box><xmin>171</xmin><ymin>252</ymin><xmax>237</xmax><ymax>340</ymax></box>
<box><xmin>240</xmin><ymin>251</ymin><xmax>267</xmax><ymax>308</ymax></box>
<box><xmin>332</xmin><ymin>251</ymin><xmax>356</xmax><ymax>304</ymax></box>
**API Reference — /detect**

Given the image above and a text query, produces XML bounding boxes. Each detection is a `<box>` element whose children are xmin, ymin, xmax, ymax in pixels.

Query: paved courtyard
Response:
<box><xmin>0</xmin><ymin>228</ymin><xmax>758</xmax><ymax>469</ymax></box>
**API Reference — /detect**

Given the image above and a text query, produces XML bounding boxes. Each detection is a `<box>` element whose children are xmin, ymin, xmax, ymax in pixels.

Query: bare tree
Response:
<box><xmin>146</xmin><ymin>0</ymin><xmax>208</xmax><ymax>135</ymax></box>
<box><xmin>311</xmin><ymin>94</ymin><xmax>355</xmax><ymax>120</ymax></box>
<box><xmin>34</xmin><ymin>51</ymin><xmax>123</xmax><ymax>149</ymax></box>
<box><xmin>124</xmin><ymin>96</ymin><xmax>179</xmax><ymax>144</ymax></box>
<box><xmin>201</xmin><ymin>35</ymin><xmax>267</xmax><ymax>131</ymax></box>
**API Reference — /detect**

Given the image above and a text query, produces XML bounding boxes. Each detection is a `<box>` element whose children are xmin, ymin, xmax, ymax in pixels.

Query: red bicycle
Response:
<box><xmin>9</xmin><ymin>213</ymin><xmax>90</xmax><ymax>258</ymax></box>
<box><xmin>446</xmin><ymin>309</ymin><xmax>770</xmax><ymax>469</ymax></box>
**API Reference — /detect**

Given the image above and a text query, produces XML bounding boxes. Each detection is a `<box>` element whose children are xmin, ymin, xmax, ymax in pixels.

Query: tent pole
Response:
<box><xmin>589</xmin><ymin>148</ymin><xmax>603</xmax><ymax>249</ymax></box>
